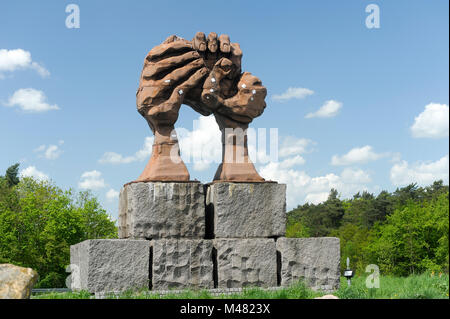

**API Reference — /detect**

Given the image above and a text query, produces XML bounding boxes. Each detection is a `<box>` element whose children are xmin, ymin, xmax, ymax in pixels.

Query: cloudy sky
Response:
<box><xmin>1</xmin><ymin>1</ymin><xmax>448</xmax><ymax>219</ymax></box>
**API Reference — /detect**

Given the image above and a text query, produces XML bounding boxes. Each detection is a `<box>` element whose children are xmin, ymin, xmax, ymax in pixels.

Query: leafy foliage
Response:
<box><xmin>287</xmin><ymin>181</ymin><xmax>449</xmax><ymax>276</ymax></box>
<box><xmin>5</xmin><ymin>163</ymin><xmax>20</xmax><ymax>187</ymax></box>
<box><xmin>0</xmin><ymin>164</ymin><xmax>117</xmax><ymax>287</ymax></box>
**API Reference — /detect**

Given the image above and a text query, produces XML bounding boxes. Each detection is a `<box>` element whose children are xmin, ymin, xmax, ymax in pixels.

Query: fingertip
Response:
<box><xmin>219</xmin><ymin>34</ymin><xmax>231</xmax><ymax>53</ymax></box>
<box><xmin>208</xmin><ymin>32</ymin><xmax>218</xmax><ymax>53</ymax></box>
<box><xmin>193</xmin><ymin>32</ymin><xmax>207</xmax><ymax>52</ymax></box>
<box><xmin>163</xmin><ymin>35</ymin><xmax>177</xmax><ymax>44</ymax></box>
<box><xmin>230</xmin><ymin>42</ymin><xmax>242</xmax><ymax>56</ymax></box>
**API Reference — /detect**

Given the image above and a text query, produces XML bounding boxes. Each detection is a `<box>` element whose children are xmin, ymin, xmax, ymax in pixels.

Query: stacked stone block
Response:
<box><xmin>70</xmin><ymin>181</ymin><xmax>340</xmax><ymax>293</ymax></box>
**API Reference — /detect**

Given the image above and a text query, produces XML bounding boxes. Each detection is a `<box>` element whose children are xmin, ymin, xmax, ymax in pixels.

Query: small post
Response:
<box><xmin>343</xmin><ymin>257</ymin><xmax>354</xmax><ymax>287</ymax></box>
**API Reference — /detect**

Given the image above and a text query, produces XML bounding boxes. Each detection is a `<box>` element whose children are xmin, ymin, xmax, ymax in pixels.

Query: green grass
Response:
<box><xmin>32</xmin><ymin>272</ymin><xmax>449</xmax><ymax>299</ymax></box>
<box><xmin>336</xmin><ymin>272</ymin><xmax>449</xmax><ymax>299</ymax></box>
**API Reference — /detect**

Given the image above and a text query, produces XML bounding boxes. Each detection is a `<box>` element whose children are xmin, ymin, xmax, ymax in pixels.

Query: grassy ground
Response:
<box><xmin>32</xmin><ymin>272</ymin><xmax>449</xmax><ymax>299</ymax></box>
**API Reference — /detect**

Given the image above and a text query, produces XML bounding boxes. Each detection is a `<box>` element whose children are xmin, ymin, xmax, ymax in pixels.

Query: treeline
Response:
<box><xmin>0</xmin><ymin>164</ymin><xmax>117</xmax><ymax>288</ymax></box>
<box><xmin>287</xmin><ymin>181</ymin><xmax>449</xmax><ymax>276</ymax></box>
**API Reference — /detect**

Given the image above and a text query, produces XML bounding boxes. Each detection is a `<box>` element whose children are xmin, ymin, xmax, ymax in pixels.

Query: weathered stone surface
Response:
<box><xmin>206</xmin><ymin>182</ymin><xmax>286</xmax><ymax>238</ymax></box>
<box><xmin>152</xmin><ymin>239</ymin><xmax>214</xmax><ymax>290</ymax></box>
<box><xmin>0</xmin><ymin>264</ymin><xmax>39</xmax><ymax>299</ymax></box>
<box><xmin>214</xmin><ymin>238</ymin><xmax>277</xmax><ymax>288</ymax></box>
<box><xmin>119</xmin><ymin>182</ymin><xmax>205</xmax><ymax>239</ymax></box>
<box><xmin>277</xmin><ymin>237</ymin><xmax>340</xmax><ymax>291</ymax></box>
<box><xmin>135</xmin><ymin>33</ymin><xmax>268</xmax><ymax>183</ymax></box>
<box><xmin>69</xmin><ymin>239</ymin><xmax>150</xmax><ymax>293</ymax></box>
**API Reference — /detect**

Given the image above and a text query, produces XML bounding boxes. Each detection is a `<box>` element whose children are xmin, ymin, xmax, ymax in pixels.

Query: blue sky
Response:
<box><xmin>0</xmin><ymin>1</ymin><xmax>448</xmax><ymax>219</ymax></box>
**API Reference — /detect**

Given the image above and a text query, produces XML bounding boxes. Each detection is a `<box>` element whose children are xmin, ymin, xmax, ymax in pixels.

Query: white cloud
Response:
<box><xmin>20</xmin><ymin>166</ymin><xmax>49</xmax><ymax>181</ymax></box>
<box><xmin>78</xmin><ymin>170</ymin><xmax>107</xmax><ymax>190</ymax></box>
<box><xmin>272</xmin><ymin>87</ymin><xmax>314</xmax><ymax>102</ymax></box>
<box><xmin>305</xmin><ymin>100</ymin><xmax>342</xmax><ymax>118</ymax></box>
<box><xmin>34</xmin><ymin>145</ymin><xmax>46</xmax><ymax>152</ymax></box>
<box><xmin>279</xmin><ymin>137</ymin><xmax>315</xmax><ymax>158</ymax></box>
<box><xmin>98</xmin><ymin>115</ymin><xmax>222</xmax><ymax>171</ymax></box>
<box><xmin>390</xmin><ymin>155</ymin><xmax>449</xmax><ymax>186</ymax></box>
<box><xmin>304</xmin><ymin>192</ymin><xmax>329</xmax><ymax>205</ymax></box>
<box><xmin>34</xmin><ymin>143</ymin><xmax>63</xmax><ymax>160</ymax></box>
<box><xmin>0</xmin><ymin>49</ymin><xmax>50</xmax><ymax>77</ymax></box>
<box><xmin>178</xmin><ymin>116</ymin><xmax>222</xmax><ymax>171</ymax></box>
<box><xmin>331</xmin><ymin>145</ymin><xmax>386</xmax><ymax>166</ymax></box>
<box><xmin>410</xmin><ymin>103</ymin><xmax>449</xmax><ymax>138</ymax></box>
<box><xmin>259</xmin><ymin>160</ymin><xmax>372</xmax><ymax>208</ymax></box>
<box><xmin>99</xmin><ymin>115</ymin><xmax>314</xmax><ymax>172</ymax></box>
<box><xmin>99</xmin><ymin>137</ymin><xmax>154</xmax><ymax>164</ymax></box>
<box><xmin>4</xmin><ymin>88</ymin><xmax>59</xmax><ymax>112</ymax></box>
<box><xmin>340</xmin><ymin>167</ymin><xmax>372</xmax><ymax>184</ymax></box>
<box><xmin>106</xmin><ymin>189</ymin><xmax>119</xmax><ymax>201</ymax></box>
<box><xmin>279</xmin><ymin>155</ymin><xmax>306</xmax><ymax>168</ymax></box>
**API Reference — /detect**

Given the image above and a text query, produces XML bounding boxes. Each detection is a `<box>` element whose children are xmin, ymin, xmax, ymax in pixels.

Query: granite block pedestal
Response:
<box><xmin>206</xmin><ymin>182</ymin><xmax>286</xmax><ymax>238</ymax></box>
<box><xmin>69</xmin><ymin>239</ymin><xmax>150</xmax><ymax>293</ymax></box>
<box><xmin>118</xmin><ymin>182</ymin><xmax>205</xmax><ymax>239</ymax></box>
<box><xmin>69</xmin><ymin>181</ymin><xmax>340</xmax><ymax>293</ymax></box>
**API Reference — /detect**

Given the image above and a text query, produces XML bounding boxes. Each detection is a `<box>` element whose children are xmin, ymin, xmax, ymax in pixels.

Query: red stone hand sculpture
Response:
<box><xmin>201</xmin><ymin>58</ymin><xmax>267</xmax><ymax>182</ymax></box>
<box><xmin>136</xmin><ymin>35</ymin><xmax>208</xmax><ymax>181</ymax></box>
<box><xmin>135</xmin><ymin>32</ymin><xmax>267</xmax><ymax>182</ymax></box>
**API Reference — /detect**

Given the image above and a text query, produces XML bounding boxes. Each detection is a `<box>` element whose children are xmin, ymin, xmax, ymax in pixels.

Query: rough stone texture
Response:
<box><xmin>0</xmin><ymin>264</ymin><xmax>39</xmax><ymax>299</ymax></box>
<box><xmin>118</xmin><ymin>182</ymin><xmax>205</xmax><ymax>239</ymax></box>
<box><xmin>152</xmin><ymin>239</ymin><xmax>214</xmax><ymax>290</ymax></box>
<box><xmin>206</xmin><ymin>182</ymin><xmax>286</xmax><ymax>238</ymax></box>
<box><xmin>214</xmin><ymin>238</ymin><xmax>277</xmax><ymax>288</ymax></box>
<box><xmin>69</xmin><ymin>239</ymin><xmax>150</xmax><ymax>293</ymax></box>
<box><xmin>135</xmin><ymin>33</ymin><xmax>267</xmax><ymax>183</ymax></box>
<box><xmin>277</xmin><ymin>237</ymin><xmax>340</xmax><ymax>291</ymax></box>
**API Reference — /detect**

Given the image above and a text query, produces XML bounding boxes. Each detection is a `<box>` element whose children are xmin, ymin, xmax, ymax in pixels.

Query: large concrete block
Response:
<box><xmin>214</xmin><ymin>238</ymin><xmax>277</xmax><ymax>288</ymax></box>
<box><xmin>277</xmin><ymin>237</ymin><xmax>340</xmax><ymax>291</ymax></box>
<box><xmin>69</xmin><ymin>239</ymin><xmax>150</xmax><ymax>293</ymax></box>
<box><xmin>206</xmin><ymin>182</ymin><xmax>286</xmax><ymax>238</ymax></box>
<box><xmin>119</xmin><ymin>182</ymin><xmax>205</xmax><ymax>239</ymax></box>
<box><xmin>152</xmin><ymin>239</ymin><xmax>214</xmax><ymax>290</ymax></box>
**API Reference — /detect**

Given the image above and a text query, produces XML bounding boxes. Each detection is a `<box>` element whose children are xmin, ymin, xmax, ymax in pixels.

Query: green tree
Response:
<box><xmin>5</xmin><ymin>163</ymin><xmax>20</xmax><ymax>187</ymax></box>
<box><xmin>366</xmin><ymin>192</ymin><xmax>449</xmax><ymax>276</ymax></box>
<box><xmin>330</xmin><ymin>223</ymin><xmax>370</xmax><ymax>273</ymax></box>
<box><xmin>286</xmin><ymin>221</ymin><xmax>310</xmax><ymax>238</ymax></box>
<box><xmin>287</xmin><ymin>189</ymin><xmax>345</xmax><ymax>237</ymax></box>
<box><xmin>0</xmin><ymin>175</ymin><xmax>117</xmax><ymax>287</ymax></box>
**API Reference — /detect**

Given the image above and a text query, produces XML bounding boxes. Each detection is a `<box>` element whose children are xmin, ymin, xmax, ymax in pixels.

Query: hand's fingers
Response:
<box><xmin>164</xmin><ymin>58</ymin><xmax>204</xmax><ymax>84</ymax></box>
<box><xmin>163</xmin><ymin>35</ymin><xmax>178</xmax><ymax>44</ymax></box>
<box><xmin>223</xmin><ymin>72</ymin><xmax>266</xmax><ymax>119</ymax></box>
<box><xmin>146</xmin><ymin>40</ymin><xmax>193</xmax><ymax>62</ymax></box>
<box><xmin>143</xmin><ymin>58</ymin><xmax>204</xmax><ymax>89</ymax></box>
<box><xmin>192</xmin><ymin>32</ymin><xmax>207</xmax><ymax>52</ymax></box>
<box><xmin>212</xmin><ymin>57</ymin><xmax>233</xmax><ymax>79</ymax></box>
<box><xmin>218</xmin><ymin>34</ymin><xmax>231</xmax><ymax>53</ymax></box>
<box><xmin>136</xmin><ymin>86</ymin><xmax>163</xmax><ymax>110</ymax></box>
<box><xmin>207</xmin><ymin>32</ymin><xmax>218</xmax><ymax>53</ymax></box>
<box><xmin>229</xmin><ymin>42</ymin><xmax>242</xmax><ymax>76</ymax></box>
<box><xmin>201</xmin><ymin>58</ymin><xmax>233</xmax><ymax>96</ymax></box>
<box><xmin>230</xmin><ymin>42</ymin><xmax>242</xmax><ymax>59</ymax></box>
<box><xmin>201</xmin><ymin>89</ymin><xmax>225</xmax><ymax>110</ymax></box>
<box><xmin>200</xmin><ymin>58</ymin><xmax>234</xmax><ymax>110</ymax></box>
<box><xmin>142</xmin><ymin>51</ymin><xmax>200</xmax><ymax>79</ymax></box>
<box><xmin>179</xmin><ymin>67</ymin><xmax>209</xmax><ymax>91</ymax></box>
<box><xmin>163</xmin><ymin>35</ymin><xmax>189</xmax><ymax>44</ymax></box>
<box><xmin>164</xmin><ymin>67</ymin><xmax>209</xmax><ymax>111</ymax></box>
<box><xmin>139</xmin><ymin>58</ymin><xmax>204</xmax><ymax>103</ymax></box>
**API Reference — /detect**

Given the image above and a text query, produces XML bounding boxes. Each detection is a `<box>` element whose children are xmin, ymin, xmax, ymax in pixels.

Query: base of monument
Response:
<box><xmin>118</xmin><ymin>182</ymin><xmax>206</xmax><ymax>240</ymax></box>
<box><xmin>69</xmin><ymin>237</ymin><xmax>340</xmax><ymax>293</ymax></box>
<box><xmin>206</xmin><ymin>182</ymin><xmax>287</xmax><ymax>238</ymax></box>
